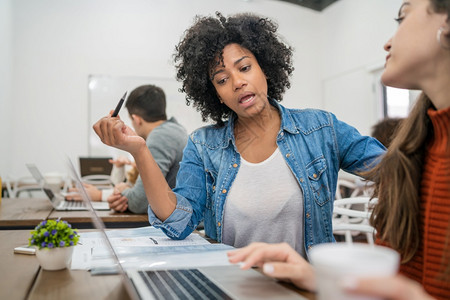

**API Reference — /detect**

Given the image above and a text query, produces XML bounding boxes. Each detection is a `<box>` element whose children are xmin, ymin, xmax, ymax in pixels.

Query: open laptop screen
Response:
<box><xmin>66</xmin><ymin>158</ymin><xmax>140</xmax><ymax>299</ymax></box>
<box><xmin>79</xmin><ymin>157</ymin><xmax>113</xmax><ymax>177</ymax></box>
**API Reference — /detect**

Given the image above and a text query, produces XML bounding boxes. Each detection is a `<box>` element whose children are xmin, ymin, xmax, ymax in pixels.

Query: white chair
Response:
<box><xmin>335</xmin><ymin>178</ymin><xmax>374</xmax><ymax>199</ymax></box>
<box><xmin>6</xmin><ymin>171</ymin><xmax>70</xmax><ymax>198</ymax></box>
<box><xmin>5</xmin><ymin>175</ymin><xmax>42</xmax><ymax>198</ymax></box>
<box><xmin>335</xmin><ymin>178</ymin><xmax>358</xmax><ymax>199</ymax></box>
<box><xmin>4</xmin><ymin>175</ymin><xmax>15</xmax><ymax>198</ymax></box>
<box><xmin>334</xmin><ymin>178</ymin><xmax>375</xmax><ymax>239</ymax></box>
<box><xmin>332</xmin><ymin>197</ymin><xmax>378</xmax><ymax>245</ymax></box>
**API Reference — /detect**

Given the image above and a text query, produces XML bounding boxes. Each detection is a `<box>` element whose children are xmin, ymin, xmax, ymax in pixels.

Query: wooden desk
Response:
<box><xmin>0</xmin><ymin>198</ymin><xmax>52</xmax><ymax>229</ymax></box>
<box><xmin>29</xmin><ymin>269</ymin><xmax>129</xmax><ymax>300</ymax></box>
<box><xmin>0</xmin><ymin>197</ymin><xmax>149</xmax><ymax>230</ymax></box>
<box><xmin>0</xmin><ymin>230</ymin><xmax>41</xmax><ymax>300</ymax></box>
<box><xmin>0</xmin><ymin>230</ymin><xmax>129</xmax><ymax>300</ymax></box>
<box><xmin>48</xmin><ymin>209</ymin><xmax>149</xmax><ymax>229</ymax></box>
<box><xmin>1</xmin><ymin>230</ymin><xmax>314</xmax><ymax>300</ymax></box>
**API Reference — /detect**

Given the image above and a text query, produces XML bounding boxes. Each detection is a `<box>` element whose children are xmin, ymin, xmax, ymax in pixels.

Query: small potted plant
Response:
<box><xmin>29</xmin><ymin>218</ymin><xmax>80</xmax><ymax>271</ymax></box>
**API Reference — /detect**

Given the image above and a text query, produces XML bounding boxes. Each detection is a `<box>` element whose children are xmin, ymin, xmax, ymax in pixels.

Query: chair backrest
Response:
<box><xmin>5</xmin><ymin>175</ymin><xmax>42</xmax><ymax>198</ymax></box>
<box><xmin>335</xmin><ymin>179</ymin><xmax>358</xmax><ymax>199</ymax></box>
<box><xmin>332</xmin><ymin>197</ymin><xmax>378</xmax><ymax>245</ymax></box>
<box><xmin>4</xmin><ymin>175</ymin><xmax>15</xmax><ymax>198</ymax></box>
<box><xmin>7</xmin><ymin>166</ymin><xmax>70</xmax><ymax>198</ymax></box>
<box><xmin>335</xmin><ymin>178</ymin><xmax>374</xmax><ymax>199</ymax></box>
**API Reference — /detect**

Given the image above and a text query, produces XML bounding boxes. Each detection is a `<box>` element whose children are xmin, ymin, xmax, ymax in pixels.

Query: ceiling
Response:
<box><xmin>277</xmin><ymin>0</ymin><xmax>339</xmax><ymax>12</ymax></box>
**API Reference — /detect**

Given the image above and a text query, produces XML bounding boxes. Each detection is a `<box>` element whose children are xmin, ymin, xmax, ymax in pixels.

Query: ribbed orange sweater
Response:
<box><xmin>399</xmin><ymin>106</ymin><xmax>450</xmax><ymax>300</ymax></box>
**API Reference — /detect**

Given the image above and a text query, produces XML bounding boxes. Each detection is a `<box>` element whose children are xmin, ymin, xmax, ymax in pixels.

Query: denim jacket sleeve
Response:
<box><xmin>147</xmin><ymin>134</ymin><xmax>206</xmax><ymax>240</ymax></box>
<box><xmin>330</xmin><ymin>112</ymin><xmax>385</xmax><ymax>174</ymax></box>
<box><xmin>282</xmin><ymin>107</ymin><xmax>386</xmax><ymax>252</ymax></box>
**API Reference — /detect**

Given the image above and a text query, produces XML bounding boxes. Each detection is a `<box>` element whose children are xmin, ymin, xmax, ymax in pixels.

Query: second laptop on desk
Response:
<box><xmin>79</xmin><ymin>156</ymin><xmax>113</xmax><ymax>177</ymax></box>
<box><xmin>26</xmin><ymin>164</ymin><xmax>110</xmax><ymax>211</ymax></box>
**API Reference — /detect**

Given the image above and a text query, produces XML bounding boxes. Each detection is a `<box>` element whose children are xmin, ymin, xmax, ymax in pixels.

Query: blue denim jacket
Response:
<box><xmin>148</xmin><ymin>101</ymin><xmax>385</xmax><ymax>254</ymax></box>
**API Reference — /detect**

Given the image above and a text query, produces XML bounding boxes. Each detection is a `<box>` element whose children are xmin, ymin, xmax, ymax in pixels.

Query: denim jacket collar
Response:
<box><xmin>222</xmin><ymin>99</ymin><xmax>300</xmax><ymax>149</ymax></box>
<box><xmin>149</xmin><ymin>101</ymin><xmax>386</xmax><ymax>254</ymax></box>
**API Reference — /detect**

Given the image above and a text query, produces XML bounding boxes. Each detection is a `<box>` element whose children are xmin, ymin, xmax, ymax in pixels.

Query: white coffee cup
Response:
<box><xmin>309</xmin><ymin>243</ymin><xmax>400</xmax><ymax>300</ymax></box>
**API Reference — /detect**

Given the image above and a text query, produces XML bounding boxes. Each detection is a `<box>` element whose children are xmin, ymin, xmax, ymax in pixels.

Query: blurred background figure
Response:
<box><xmin>69</xmin><ymin>84</ymin><xmax>188</xmax><ymax>214</ymax></box>
<box><xmin>371</xmin><ymin>117</ymin><xmax>404</xmax><ymax>148</ymax></box>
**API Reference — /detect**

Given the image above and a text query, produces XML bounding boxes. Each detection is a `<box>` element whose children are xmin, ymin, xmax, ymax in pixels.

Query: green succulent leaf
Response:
<box><xmin>28</xmin><ymin>219</ymin><xmax>80</xmax><ymax>249</ymax></box>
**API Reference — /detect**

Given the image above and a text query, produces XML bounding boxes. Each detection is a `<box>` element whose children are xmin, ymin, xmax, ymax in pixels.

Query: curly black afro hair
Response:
<box><xmin>174</xmin><ymin>12</ymin><xmax>294</xmax><ymax>127</ymax></box>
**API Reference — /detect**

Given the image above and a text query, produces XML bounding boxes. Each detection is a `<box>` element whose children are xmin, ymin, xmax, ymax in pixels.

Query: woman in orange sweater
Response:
<box><xmin>228</xmin><ymin>0</ymin><xmax>450</xmax><ymax>299</ymax></box>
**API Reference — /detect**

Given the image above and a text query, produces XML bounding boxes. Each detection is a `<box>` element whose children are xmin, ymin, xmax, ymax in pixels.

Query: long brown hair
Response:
<box><xmin>364</xmin><ymin>94</ymin><xmax>433</xmax><ymax>262</ymax></box>
<box><xmin>364</xmin><ymin>0</ymin><xmax>450</xmax><ymax>265</ymax></box>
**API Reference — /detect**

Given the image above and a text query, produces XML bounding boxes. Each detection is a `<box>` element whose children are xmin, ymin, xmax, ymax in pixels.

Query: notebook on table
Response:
<box><xmin>26</xmin><ymin>164</ymin><xmax>110</xmax><ymax>211</ymax></box>
<box><xmin>66</xmin><ymin>158</ymin><xmax>307</xmax><ymax>300</ymax></box>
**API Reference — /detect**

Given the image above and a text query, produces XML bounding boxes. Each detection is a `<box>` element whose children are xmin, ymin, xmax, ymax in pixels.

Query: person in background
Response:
<box><xmin>108</xmin><ymin>156</ymin><xmax>139</xmax><ymax>186</ymax></box>
<box><xmin>69</xmin><ymin>156</ymin><xmax>138</xmax><ymax>201</ymax></box>
<box><xmin>93</xmin><ymin>12</ymin><xmax>385</xmax><ymax>256</ymax></box>
<box><xmin>70</xmin><ymin>84</ymin><xmax>188</xmax><ymax>213</ymax></box>
<box><xmin>371</xmin><ymin>117</ymin><xmax>404</xmax><ymax>148</ymax></box>
<box><xmin>228</xmin><ymin>0</ymin><xmax>450</xmax><ymax>299</ymax></box>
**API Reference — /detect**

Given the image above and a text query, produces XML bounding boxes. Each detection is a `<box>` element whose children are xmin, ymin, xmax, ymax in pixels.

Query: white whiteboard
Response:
<box><xmin>88</xmin><ymin>75</ymin><xmax>206</xmax><ymax>158</ymax></box>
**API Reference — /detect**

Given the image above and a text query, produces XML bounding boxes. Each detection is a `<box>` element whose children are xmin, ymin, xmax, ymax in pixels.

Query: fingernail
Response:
<box><xmin>340</xmin><ymin>277</ymin><xmax>358</xmax><ymax>290</ymax></box>
<box><xmin>263</xmin><ymin>263</ymin><xmax>274</xmax><ymax>274</ymax></box>
<box><xmin>239</xmin><ymin>262</ymin><xmax>248</xmax><ymax>269</ymax></box>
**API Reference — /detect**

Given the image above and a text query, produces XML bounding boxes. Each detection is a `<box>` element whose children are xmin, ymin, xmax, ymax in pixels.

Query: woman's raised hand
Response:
<box><xmin>93</xmin><ymin>113</ymin><xmax>146</xmax><ymax>156</ymax></box>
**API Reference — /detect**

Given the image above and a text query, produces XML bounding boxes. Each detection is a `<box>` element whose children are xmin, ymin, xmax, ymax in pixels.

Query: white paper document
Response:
<box><xmin>71</xmin><ymin>226</ymin><xmax>234</xmax><ymax>271</ymax></box>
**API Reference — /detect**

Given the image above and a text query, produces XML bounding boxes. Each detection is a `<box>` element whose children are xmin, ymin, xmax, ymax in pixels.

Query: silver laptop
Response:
<box><xmin>66</xmin><ymin>158</ymin><xmax>307</xmax><ymax>300</ymax></box>
<box><xmin>26</xmin><ymin>163</ymin><xmax>110</xmax><ymax>211</ymax></box>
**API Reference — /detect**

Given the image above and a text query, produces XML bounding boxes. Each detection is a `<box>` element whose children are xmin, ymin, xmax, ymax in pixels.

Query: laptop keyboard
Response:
<box><xmin>137</xmin><ymin>269</ymin><xmax>233</xmax><ymax>300</ymax></box>
<box><xmin>62</xmin><ymin>201</ymin><xmax>85</xmax><ymax>208</ymax></box>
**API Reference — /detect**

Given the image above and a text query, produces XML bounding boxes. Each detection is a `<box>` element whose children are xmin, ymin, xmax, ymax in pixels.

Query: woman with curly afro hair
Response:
<box><xmin>93</xmin><ymin>12</ymin><xmax>385</xmax><ymax>258</ymax></box>
<box><xmin>174</xmin><ymin>12</ymin><xmax>293</xmax><ymax>127</ymax></box>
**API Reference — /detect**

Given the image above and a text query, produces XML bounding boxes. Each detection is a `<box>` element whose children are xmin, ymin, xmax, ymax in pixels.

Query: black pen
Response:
<box><xmin>111</xmin><ymin>91</ymin><xmax>127</xmax><ymax>117</ymax></box>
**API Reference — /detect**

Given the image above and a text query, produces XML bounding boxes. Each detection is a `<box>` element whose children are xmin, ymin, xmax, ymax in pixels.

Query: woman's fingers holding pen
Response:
<box><xmin>104</xmin><ymin>117</ymin><xmax>123</xmax><ymax>146</ymax></box>
<box><xmin>93</xmin><ymin>115</ymin><xmax>147</xmax><ymax>156</ymax></box>
<box><xmin>106</xmin><ymin>110</ymin><xmax>130</xmax><ymax>145</ymax></box>
<box><xmin>93</xmin><ymin>116</ymin><xmax>125</xmax><ymax>147</ymax></box>
<box><xmin>93</xmin><ymin>116</ymin><xmax>114</xmax><ymax>145</ymax></box>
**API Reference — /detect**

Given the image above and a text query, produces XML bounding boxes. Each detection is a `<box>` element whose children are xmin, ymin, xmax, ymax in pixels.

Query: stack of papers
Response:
<box><xmin>71</xmin><ymin>226</ymin><xmax>234</xmax><ymax>271</ymax></box>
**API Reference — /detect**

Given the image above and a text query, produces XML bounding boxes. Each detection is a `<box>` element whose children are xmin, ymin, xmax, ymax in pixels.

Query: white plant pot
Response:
<box><xmin>35</xmin><ymin>246</ymin><xmax>74</xmax><ymax>271</ymax></box>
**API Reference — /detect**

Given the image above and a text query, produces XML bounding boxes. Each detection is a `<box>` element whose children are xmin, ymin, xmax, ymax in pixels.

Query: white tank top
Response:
<box><xmin>222</xmin><ymin>148</ymin><xmax>305</xmax><ymax>257</ymax></box>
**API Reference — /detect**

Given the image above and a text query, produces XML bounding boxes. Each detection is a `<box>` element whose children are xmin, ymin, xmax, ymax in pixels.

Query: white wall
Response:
<box><xmin>0</xmin><ymin>0</ymin><xmax>13</xmax><ymax>179</ymax></box>
<box><xmin>5</xmin><ymin>0</ymin><xmax>320</xmax><ymax>178</ymax></box>
<box><xmin>320</xmin><ymin>0</ymin><xmax>400</xmax><ymax>135</ymax></box>
<box><xmin>3</xmin><ymin>0</ymin><xmax>401</xmax><ymax>178</ymax></box>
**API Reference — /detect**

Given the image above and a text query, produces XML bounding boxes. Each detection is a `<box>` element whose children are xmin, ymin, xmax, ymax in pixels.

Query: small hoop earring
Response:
<box><xmin>437</xmin><ymin>27</ymin><xmax>450</xmax><ymax>50</ymax></box>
